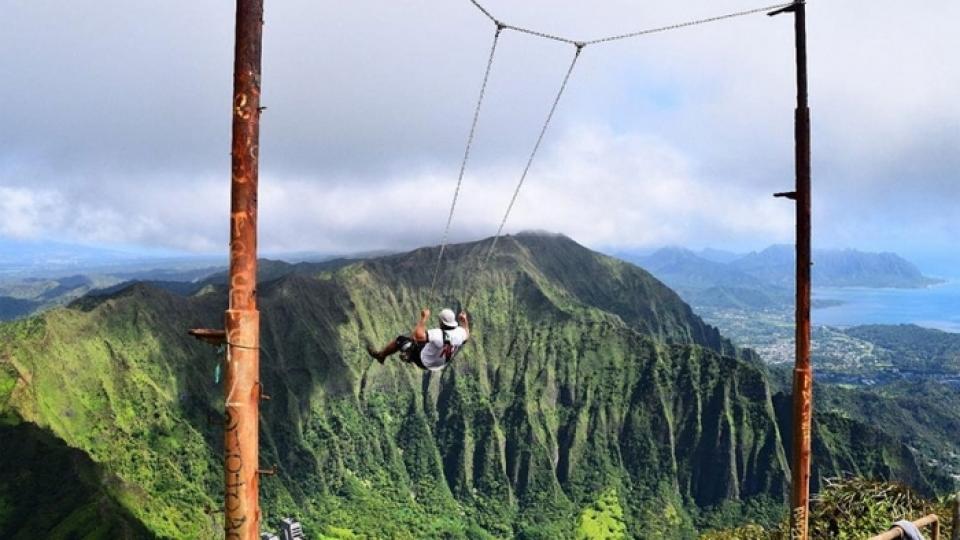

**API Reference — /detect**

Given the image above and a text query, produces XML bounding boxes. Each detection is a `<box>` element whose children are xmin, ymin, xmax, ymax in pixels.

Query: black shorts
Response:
<box><xmin>396</xmin><ymin>335</ymin><xmax>427</xmax><ymax>369</ymax></box>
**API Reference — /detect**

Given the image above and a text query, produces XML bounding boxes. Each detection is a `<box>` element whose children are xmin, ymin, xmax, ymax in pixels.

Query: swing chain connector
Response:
<box><xmin>574</xmin><ymin>42</ymin><xmax>586</xmax><ymax>54</ymax></box>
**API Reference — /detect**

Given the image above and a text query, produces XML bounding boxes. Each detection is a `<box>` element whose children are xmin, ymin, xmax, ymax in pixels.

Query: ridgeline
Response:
<box><xmin>0</xmin><ymin>234</ymin><xmax>948</xmax><ymax>538</ymax></box>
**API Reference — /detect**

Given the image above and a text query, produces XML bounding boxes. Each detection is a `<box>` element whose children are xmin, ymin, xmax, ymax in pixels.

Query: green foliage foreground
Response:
<box><xmin>699</xmin><ymin>477</ymin><xmax>956</xmax><ymax>540</ymax></box>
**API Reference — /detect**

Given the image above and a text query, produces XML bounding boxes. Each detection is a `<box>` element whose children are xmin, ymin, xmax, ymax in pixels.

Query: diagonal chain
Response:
<box><xmin>430</xmin><ymin>25</ymin><xmax>503</xmax><ymax>296</ymax></box>
<box><xmin>503</xmin><ymin>23</ymin><xmax>581</xmax><ymax>46</ymax></box>
<box><xmin>585</xmin><ymin>2</ymin><xmax>796</xmax><ymax>45</ymax></box>
<box><xmin>467</xmin><ymin>1</ymin><xmax>797</xmax><ymax>48</ymax></box>
<box><xmin>449</xmin><ymin>0</ymin><xmax>796</xmax><ymax>309</ymax></box>
<box><xmin>462</xmin><ymin>45</ymin><xmax>583</xmax><ymax>310</ymax></box>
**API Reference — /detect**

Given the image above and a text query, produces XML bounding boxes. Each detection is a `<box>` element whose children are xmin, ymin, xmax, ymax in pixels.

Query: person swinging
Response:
<box><xmin>367</xmin><ymin>308</ymin><xmax>470</xmax><ymax>371</ymax></box>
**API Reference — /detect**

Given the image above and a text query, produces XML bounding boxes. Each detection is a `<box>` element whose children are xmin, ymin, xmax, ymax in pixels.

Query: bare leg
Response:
<box><xmin>368</xmin><ymin>308</ymin><xmax>432</xmax><ymax>364</ymax></box>
<box><xmin>367</xmin><ymin>339</ymin><xmax>400</xmax><ymax>363</ymax></box>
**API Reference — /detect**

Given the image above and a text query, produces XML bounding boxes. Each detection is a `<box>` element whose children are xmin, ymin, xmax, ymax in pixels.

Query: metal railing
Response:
<box><xmin>868</xmin><ymin>514</ymin><xmax>940</xmax><ymax>540</ymax></box>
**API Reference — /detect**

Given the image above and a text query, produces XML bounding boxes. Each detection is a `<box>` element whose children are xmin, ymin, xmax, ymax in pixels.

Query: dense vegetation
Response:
<box><xmin>699</xmin><ymin>477</ymin><xmax>956</xmax><ymax>539</ymax></box>
<box><xmin>815</xmin><ymin>380</ymin><xmax>960</xmax><ymax>481</ymax></box>
<box><xmin>0</xmin><ymin>422</ymin><xmax>156</xmax><ymax>539</ymax></box>
<box><xmin>0</xmin><ymin>234</ymin><xmax>951</xmax><ymax>538</ymax></box>
<box><xmin>843</xmin><ymin>324</ymin><xmax>960</xmax><ymax>373</ymax></box>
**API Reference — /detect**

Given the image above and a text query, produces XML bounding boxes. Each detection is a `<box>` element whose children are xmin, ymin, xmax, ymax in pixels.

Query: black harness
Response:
<box><xmin>400</xmin><ymin>327</ymin><xmax>461</xmax><ymax>369</ymax></box>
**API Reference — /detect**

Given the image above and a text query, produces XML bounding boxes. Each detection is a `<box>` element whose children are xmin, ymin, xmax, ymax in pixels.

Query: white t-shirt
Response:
<box><xmin>420</xmin><ymin>327</ymin><xmax>469</xmax><ymax>371</ymax></box>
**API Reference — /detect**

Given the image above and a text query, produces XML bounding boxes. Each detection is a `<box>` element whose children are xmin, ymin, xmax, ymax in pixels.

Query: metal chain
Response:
<box><xmin>467</xmin><ymin>0</ymin><xmax>498</xmax><ymax>24</ymax></box>
<box><xmin>585</xmin><ymin>2</ymin><xmax>795</xmax><ymax>45</ymax></box>
<box><xmin>430</xmin><ymin>25</ymin><xmax>504</xmax><ymax>297</ymax></box>
<box><xmin>447</xmin><ymin>0</ymin><xmax>793</xmax><ymax>309</ymax></box>
<box><xmin>461</xmin><ymin>44</ymin><xmax>583</xmax><ymax>310</ymax></box>
<box><xmin>483</xmin><ymin>45</ymin><xmax>581</xmax><ymax>267</ymax></box>
<box><xmin>466</xmin><ymin>0</ymin><xmax>796</xmax><ymax>48</ymax></box>
<box><xmin>503</xmin><ymin>23</ymin><xmax>581</xmax><ymax>46</ymax></box>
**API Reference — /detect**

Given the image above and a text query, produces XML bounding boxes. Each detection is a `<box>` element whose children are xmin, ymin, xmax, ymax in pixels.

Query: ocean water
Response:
<box><xmin>813</xmin><ymin>280</ymin><xmax>960</xmax><ymax>333</ymax></box>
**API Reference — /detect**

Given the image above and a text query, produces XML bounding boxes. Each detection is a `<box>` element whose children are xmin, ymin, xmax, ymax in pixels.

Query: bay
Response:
<box><xmin>813</xmin><ymin>280</ymin><xmax>960</xmax><ymax>333</ymax></box>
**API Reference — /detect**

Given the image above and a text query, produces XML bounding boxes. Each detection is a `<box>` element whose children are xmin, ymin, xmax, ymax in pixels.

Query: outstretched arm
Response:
<box><xmin>413</xmin><ymin>308</ymin><xmax>430</xmax><ymax>342</ymax></box>
<box><xmin>458</xmin><ymin>311</ymin><xmax>470</xmax><ymax>340</ymax></box>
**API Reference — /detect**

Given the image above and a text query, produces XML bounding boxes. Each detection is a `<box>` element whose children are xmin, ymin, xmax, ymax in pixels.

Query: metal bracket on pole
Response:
<box><xmin>767</xmin><ymin>4</ymin><xmax>797</xmax><ymax>17</ymax></box>
<box><xmin>257</xmin><ymin>465</ymin><xmax>278</xmax><ymax>476</ymax></box>
<box><xmin>188</xmin><ymin>328</ymin><xmax>227</xmax><ymax>346</ymax></box>
<box><xmin>774</xmin><ymin>191</ymin><xmax>798</xmax><ymax>200</ymax></box>
<box><xmin>768</xmin><ymin>0</ymin><xmax>803</xmax><ymax>17</ymax></box>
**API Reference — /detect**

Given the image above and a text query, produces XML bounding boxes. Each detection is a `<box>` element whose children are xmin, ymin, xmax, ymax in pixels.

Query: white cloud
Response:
<box><xmin>0</xmin><ymin>0</ymin><xmax>957</xmax><ymax>256</ymax></box>
<box><xmin>255</xmin><ymin>126</ymin><xmax>794</xmax><ymax>253</ymax></box>
<box><xmin>0</xmin><ymin>186</ymin><xmax>63</xmax><ymax>238</ymax></box>
<box><xmin>2</xmin><ymin>127</ymin><xmax>794</xmax><ymax>253</ymax></box>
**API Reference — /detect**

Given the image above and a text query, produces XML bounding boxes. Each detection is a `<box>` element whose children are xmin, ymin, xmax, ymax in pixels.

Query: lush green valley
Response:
<box><xmin>0</xmin><ymin>234</ymin><xmax>952</xmax><ymax>538</ymax></box>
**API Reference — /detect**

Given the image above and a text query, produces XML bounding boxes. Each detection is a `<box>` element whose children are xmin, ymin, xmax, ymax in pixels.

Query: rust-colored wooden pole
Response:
<box><xmin>789</xmin><ymin>1</ymin><xmax>812</xmax><ymax>538</ymax></box>
<box><xmin>770</xmin><ymin>1</ymin><xmax>812</xmax><ymax>537</ymax></box>
<box><xmin>224</xmin><ymin>0</ymin><xmax>263</xmax><ymax>538</ymax></box>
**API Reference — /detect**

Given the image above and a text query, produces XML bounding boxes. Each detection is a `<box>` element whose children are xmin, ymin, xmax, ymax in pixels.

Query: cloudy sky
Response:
<box><xmin>1</xmin><ymin>0</ymin><xmax>957</xmax><ymax>264</ymax></box>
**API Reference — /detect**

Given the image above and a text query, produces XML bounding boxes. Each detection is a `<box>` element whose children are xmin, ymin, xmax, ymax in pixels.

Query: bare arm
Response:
<box><xmin>458</xmin><ymin>311</ymin><xmax>470</xmax><ymax>340</ymax></box>
<box><xmin>413</xmin><ymin>308</ymin><xmax>430</xmax><ymax>342</ymax></box>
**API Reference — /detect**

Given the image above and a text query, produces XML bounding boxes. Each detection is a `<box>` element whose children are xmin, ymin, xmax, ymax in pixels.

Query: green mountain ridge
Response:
<box><xmin>0</xmin><ymin>266</ymin><xmax>223</xmax><ymax>322</ymax></box>
<box><xmin>0</xmin><ymin>234</ymin><xmax>946</xmax><ymax>538</ymax></box>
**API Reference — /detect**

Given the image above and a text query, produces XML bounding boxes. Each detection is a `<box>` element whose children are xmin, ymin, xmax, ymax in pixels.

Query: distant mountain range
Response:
<box><xmin>0</xmin><ymin>239</ymin><xmax>374</xmax><ymax>321</ymax></box>
<box><xmin>0</xmin><ymin>238</ymin><xmax>379</xmax><ymax>279</ymax></box>
<box><xmin>3</xmin><ymin>233</ymin><xmax>952</xmax><ymax>538</ymax></box>
<box><xmin>622</xmin><ymin>245</ymin><xmax>941</xmax><ymax>310</ymax></box>
<box><xmin>731</xmin><ymin>245</ymin><xmax>942</xmax><ymax>288</ymax></box>
<box><xmin>0</xmin><ymin>266</ymin><xmax>223</xmax><ymax>321</ymax></box>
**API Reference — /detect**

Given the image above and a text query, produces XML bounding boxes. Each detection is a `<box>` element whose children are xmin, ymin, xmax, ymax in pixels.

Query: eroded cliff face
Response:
<box><xmin>0</xmin><ymin>234</ymin><xmax>923</xmax><ymax>538</ymax></box>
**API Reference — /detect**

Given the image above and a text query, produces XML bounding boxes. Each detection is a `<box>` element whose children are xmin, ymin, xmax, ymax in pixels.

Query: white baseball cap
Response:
<box><xmin>439</xmin><ymin>308</ymin><xmax>458</xmax><ymax>328</ymax></box>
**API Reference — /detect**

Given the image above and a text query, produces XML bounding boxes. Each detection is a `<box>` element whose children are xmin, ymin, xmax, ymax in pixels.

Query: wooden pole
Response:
<box><xmin>224</xmin><ymin>0</ymin><xmax>263</xmax><ymax>538</ymax></box>
<box><xmin>951</xmin><ymin>494</ymin><xmax>960</xmax><ymax>540</ymax></box>
<box><xmin>770</xmin><ymin>1</ymin><xmax>812</xmax><ymax>537</ymax></box>
<box><xmin>789</xmin><ymin>2</ymin><xmax>812</xmax><ymax>537</ymax></box>
<box><xmin>790</xmin><ymin>3</ymin><xmax>812</xmax><ymax>537</ymax></box>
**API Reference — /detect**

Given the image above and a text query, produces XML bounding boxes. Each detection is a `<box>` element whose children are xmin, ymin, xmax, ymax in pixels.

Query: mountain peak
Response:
<box><xmin>649</xmin><ymin>246</ymin><xmax>702</xmax><ymax>260</ymax></box>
